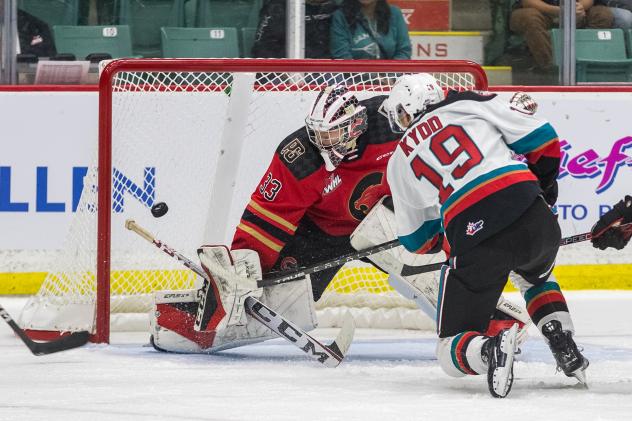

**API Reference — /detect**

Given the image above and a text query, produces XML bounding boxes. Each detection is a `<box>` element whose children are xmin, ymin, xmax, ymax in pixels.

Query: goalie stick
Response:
<box><xmin>125</xmin><ymin>219</ymin><xmax>355</xmax><ymax>367</ymax></box>
<box><xmin>0</xmin><ymin>305</ymin><xmax>89</xmax><ymax>356</ymax></box>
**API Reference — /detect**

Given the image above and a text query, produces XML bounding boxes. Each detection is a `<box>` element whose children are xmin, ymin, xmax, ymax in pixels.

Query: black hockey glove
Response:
<box><xmin>591</xmin><ymin>195</ymin><xmax>632</xmax><ymax>250</ymax></box>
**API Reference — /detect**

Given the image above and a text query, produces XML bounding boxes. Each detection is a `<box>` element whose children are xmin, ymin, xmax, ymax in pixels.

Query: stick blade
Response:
<box><xmin>29</xmin><ymin>331</ymin><xmax>90</xmax><ymax>356</ymax></box>
<box><xmin>387</xmin><ymin>272</ymin><xmax>437</xmax><ymax>323</ymax></box>
<box><xmin>325</xmin><ymin>312</ymin><xmax>356</xmax><ymax>365</ymax></box>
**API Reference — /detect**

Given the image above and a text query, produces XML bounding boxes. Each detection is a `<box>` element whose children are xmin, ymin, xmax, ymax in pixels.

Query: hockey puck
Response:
<box><xmin>151</xmin><ymin>202</ymin><xmax>168</xmax><ymax>218</ymax></box>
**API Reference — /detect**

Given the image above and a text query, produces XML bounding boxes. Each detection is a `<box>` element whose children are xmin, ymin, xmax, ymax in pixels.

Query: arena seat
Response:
<box><xmin>552</xmin><ymin>28</ymin><xmax>632</xmax><ymax>82</ymax></box>
<box><xmin>53</xmin><ymin>25</ymin><xmax>134</xmax><ymax>60</ymax></box>
<box><xmin>194</xmin><ymin>0</ymin><xmax>261</xmax><ymax>31</ymax></box>
<box><xmin>160</xmin><ymin>27</ymin><xmax>239</xmax><ymax>58</ymax></box>
<box><xmin>18</xmin><ymin>0</ymin><xmax>79</xmax><ymax>27</ymax></box>
<box><xmin>116</xmin><ymin>0</ymin><xmax>186</xmax><ymax>57</ymax></box>
<box><xmin>241</xmin><ymin>27</ymin><xmax>257</xmax><ymax>58</ymax></box>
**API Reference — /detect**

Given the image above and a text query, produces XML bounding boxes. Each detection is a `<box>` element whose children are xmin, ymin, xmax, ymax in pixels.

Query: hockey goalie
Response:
<box><xmin>148</xmin><ymin>84</ymin><xmax>528</xmax><ymax>354</ymax></box>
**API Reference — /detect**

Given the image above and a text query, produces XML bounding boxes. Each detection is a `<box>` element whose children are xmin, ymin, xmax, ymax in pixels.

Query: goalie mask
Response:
<box><xmin>305</xmin><ymin>85</ymin><xmax>368</xmax><ymax>171</ymax></box>
<box><xmin>379</xmin><ymin>74</ymin><xmax>445</xmax><ymax>133</ymax></box>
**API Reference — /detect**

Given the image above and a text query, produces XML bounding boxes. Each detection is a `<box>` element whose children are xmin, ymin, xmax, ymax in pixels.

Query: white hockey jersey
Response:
<box><xmin>387</xmin><ymin>91</ymin><xmax>560</xmax><ymax>256</ymax></box>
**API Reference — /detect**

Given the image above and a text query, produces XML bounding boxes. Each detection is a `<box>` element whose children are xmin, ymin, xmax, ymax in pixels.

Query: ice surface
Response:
<box><xmin>1</xmin><ymin>292</ymin><xmax>631</xmax><ymax>421</ymax></box>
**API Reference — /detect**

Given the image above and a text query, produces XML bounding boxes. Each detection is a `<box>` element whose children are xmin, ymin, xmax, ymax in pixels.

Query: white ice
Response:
<box><xmin>1</xmin><ymin>291</ymin><xmax>632</xmax><ymax>421</ymax></box>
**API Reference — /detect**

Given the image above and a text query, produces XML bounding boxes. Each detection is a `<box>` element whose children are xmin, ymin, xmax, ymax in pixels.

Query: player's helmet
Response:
<box><xmin>379</xmin><ymin>73</ymin><xmax>445</xmax><ymax>133</ymax></box>
<box><xmin>305</xmin><ymin>85</ymin><xmax>368</xmax><ymax>171</ymax></box>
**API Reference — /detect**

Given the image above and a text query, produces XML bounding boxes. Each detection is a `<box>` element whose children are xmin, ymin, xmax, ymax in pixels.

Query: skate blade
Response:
<box><xmin>570</xmin><ymin>360</ymin><xmax>590</xmax><ymax>388</ymax></box>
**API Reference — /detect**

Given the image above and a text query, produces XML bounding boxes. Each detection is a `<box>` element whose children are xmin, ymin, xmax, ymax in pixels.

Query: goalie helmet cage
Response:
<box><xmin>20</xmin><ymin>59</ymin><xmax>487</xmax><ymax>343</ymax></box>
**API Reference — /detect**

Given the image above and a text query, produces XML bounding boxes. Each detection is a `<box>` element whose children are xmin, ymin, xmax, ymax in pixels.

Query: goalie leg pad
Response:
<box><xmin>151</xmin><ymin>276</ymin><xmax>317</xmax><ymax>353</ymax></box>
<box><xmin>212</xmin><ymin>274</ymin><xmax>317</xmax><ymax>352</ymax></box>
<box><xmin>485</xmin><ymin>296</ymin><xmax>531</xmax><ymax>346</ymax></box>
<box><xmin>150</xmin><ymin>290</ymin><xmax>218</xmax><ymax>353</ymax></box>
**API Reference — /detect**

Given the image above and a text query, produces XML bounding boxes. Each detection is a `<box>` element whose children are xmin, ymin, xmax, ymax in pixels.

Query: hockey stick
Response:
<box><xmin>259</xmin><ymin>238</ymin><xmax>401</xmax><ymax>288</ymax></box>
<box><xmin>386</xmin><ymin>227</ymin><xmax>625</xmax><ymax>339</ymax></box>
<box><xmin>400</xmin><ymin>224</ymin><xmax>632</xmax><ymax>277</ymax></box>
<box><xmin>0</xmin><ymin>305</ymin><xmax>89</xmax><ymax>356</ymax></box>
<box><xmin>124</xmin><ymin>218</ymin><xmax>401</xmax><ymax>289</ymax></box>
<box><xmin>560</xmin><ymin>222</ymin><xmax>632</xmax><ymax>246</ymax></box>
<box><xmin>125</xmin><ymin>219</ymin><xmax>355</xmax><ymax>367</ymax></box>
<box><xmin>259</xmin><ymin>228</ymin><xmax>601</xmax><ymax>285</ymax></box>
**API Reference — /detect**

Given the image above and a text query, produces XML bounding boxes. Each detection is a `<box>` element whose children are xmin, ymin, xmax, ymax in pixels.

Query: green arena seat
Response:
<box><xmin>552</xmin><ymin>28</ymin><xmax>632</xmax><ymax>82</ymax></box>
<box><xmin>184</xmin><ymin>0</ymin><xmax>198</xmax><ymax>27</ymax></box>
<box><xmin>241</xmin><ymin>27</ymin><xmax>257</xmax><ymax>58</ymax></box>
<box><xmin>116</xmin><ymin>0</ymin><xmax>186</xmax><ymax>57</ymax></box>
<box><xmin>53</xmin><ymin>25</ymin><xmax>133</xmax><ymax>60</ymax></box>
<box><xmin>161</xmin><ymin>27</ymin><xmax>239</xmax><ymax>58</ymax></box>
<box><xmin>194</xmin><ymin>0</ymin><xmax>261</xmax><ymax>31</ymax></box>
<box><xmin>18</xmin><ymin>0</ymin><xmax>80</xmax><ymax>27</ymax></box>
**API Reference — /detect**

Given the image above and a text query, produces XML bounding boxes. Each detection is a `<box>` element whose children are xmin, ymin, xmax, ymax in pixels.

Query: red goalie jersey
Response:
<box><xmin>231</xmin><ymin>95</ymin><xmax>400</xmax><ymax>275</ymax></box>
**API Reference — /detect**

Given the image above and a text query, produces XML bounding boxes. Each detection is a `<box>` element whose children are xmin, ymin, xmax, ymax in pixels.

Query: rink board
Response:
<box><xmin>0</xmin><ymin>86</ymin><xmax>631</xmax><ymax>293</ymax></box>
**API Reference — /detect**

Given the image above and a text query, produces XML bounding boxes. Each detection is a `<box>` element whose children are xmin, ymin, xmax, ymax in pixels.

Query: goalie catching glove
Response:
<box><xmin>195</xmin><ymin>246</ymin><xmax>263</xmax><ymax>331</ymax></box>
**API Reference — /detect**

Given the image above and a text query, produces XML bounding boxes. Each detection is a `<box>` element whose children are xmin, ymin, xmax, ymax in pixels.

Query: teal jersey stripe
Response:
<box><xmin>524</xmin><ymin>280</ymin><xmax>561</xmax><ymax>302</ymax></box>
<box><xmin>399</xmin><ymin>219</ymin><xmax>442</xmax><ymax>252</ymax></box>
<box><xmin>441</xmin><ymin>163</ymin><xmax>529</xmax><ymax>215</ymax></box>
<box><xmin>509</xmin><ymin>123</ymin><xmax>558</xmax><ymax>155</ymax></box>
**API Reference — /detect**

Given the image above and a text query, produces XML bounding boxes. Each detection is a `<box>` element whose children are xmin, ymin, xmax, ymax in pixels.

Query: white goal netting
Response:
<box><xmin>19</xmin><ymin>60</ymin><xmax>486</xmax><ymax>340</ymax></box>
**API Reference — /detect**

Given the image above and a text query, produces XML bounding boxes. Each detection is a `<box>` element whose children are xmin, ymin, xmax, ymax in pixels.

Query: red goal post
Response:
<box><xmin>20</xmin><ymin>59</ymin><xmax>487</xmax><ymax>344</ymax></box>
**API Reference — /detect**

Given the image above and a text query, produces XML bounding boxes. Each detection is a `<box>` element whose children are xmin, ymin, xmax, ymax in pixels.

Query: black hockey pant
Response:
<box><xmin>437</xmin><ymin>196</ymin><xmax>563</xmax><ymax>338</ymax></box>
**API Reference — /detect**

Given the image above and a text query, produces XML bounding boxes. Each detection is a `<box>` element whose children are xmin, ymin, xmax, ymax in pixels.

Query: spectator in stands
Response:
<box><xmin>596</xmin><ymin>0</ymin><xmax>632</xmax><ymax>29</ymax></box>
<box><xmin>510</xmin><ymin>0</ymin><xmax>613</xmax><ymax>71</ymax></box>
<box><xmin>330</xmin><ymin>0</ymin><xmax>412</xmax><ymax>59</ymax></box>
<box><xmin>252</xmin><ymin>0</ymin><xmax>338</xmax><ymax>58</ymax></box>
<box><xmin>17</xmin><ymin>9</ymin><xmax>56</xmax><ymax>58</ymax></box>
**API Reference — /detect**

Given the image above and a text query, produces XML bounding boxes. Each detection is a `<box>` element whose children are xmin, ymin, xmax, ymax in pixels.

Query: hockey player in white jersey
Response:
<box><xmin>381</xmin><ymin>74</ymin><xmax>588</xmax><ymax>398</ymax></box>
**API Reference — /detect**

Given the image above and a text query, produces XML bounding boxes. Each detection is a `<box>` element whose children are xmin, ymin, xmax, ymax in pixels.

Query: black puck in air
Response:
<box><xmin>151</xmin><ymin>202</ymin><xmax>168</xmax><ymax>218</ymax></box>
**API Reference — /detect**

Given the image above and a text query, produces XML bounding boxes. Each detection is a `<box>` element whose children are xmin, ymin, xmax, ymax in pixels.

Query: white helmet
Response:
<box><xmin>305</xmin><ymin>85</ymin><xmax>368</xmax><ymax>171</ymax></box>
<box><xmin>380</xmin><ymin>73</ymin><xmax>445</xmax><ymax>133</ymax></box>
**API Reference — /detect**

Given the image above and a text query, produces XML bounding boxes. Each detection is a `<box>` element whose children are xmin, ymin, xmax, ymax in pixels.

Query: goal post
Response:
<box><xmin>20</xmin><ymin>59</ymin><xmax>487</xmax><ymax>343</ymax></box>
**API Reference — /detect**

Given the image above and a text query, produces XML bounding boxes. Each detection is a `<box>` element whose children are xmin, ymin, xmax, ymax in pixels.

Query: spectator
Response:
<box><xmin>330</xmin><ymin>0</ymin><xmax>412</xmax><ymax>59</ymax></box>
<box><xmin>252</xmin><ymin>0</ymin><xmax>338</xmax><ymax>58</ymax></box>
<box><xmin>510</xmin><ymin>0</ymin><xmax>613</xmax><ymax>71</ymax></box>
<box><xmin>17</xmin><ymin>9</ymin><xmax>56</xmax><ymax>58</ymax></box>
<box><xmin>596</xmin><ymin>0</ymin><xmax>632</xmax><ymax>29</ymax></box>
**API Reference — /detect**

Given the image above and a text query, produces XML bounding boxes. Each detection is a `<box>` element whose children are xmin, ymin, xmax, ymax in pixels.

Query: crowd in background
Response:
<box><xmin>15</xmin><ymin>0</ymin><xmax>632</xmax><ymax>85</ymax></box>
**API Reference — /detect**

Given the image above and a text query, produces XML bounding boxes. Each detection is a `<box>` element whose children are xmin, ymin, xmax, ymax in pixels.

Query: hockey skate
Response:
<box><xmin>482</xmin><ymin>323</ymin><xmax>519</xmax><ymax>398</ymax></box>
<box><xmin>542</xmin><ymin>320</ymin><xmax>589</xmax><ymax>385</ymax></box>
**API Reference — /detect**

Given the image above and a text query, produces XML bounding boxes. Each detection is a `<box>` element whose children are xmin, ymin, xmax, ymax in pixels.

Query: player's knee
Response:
<box><xmin>436</xmin><ymin>337</ymin><xmax>467</xmax><ymax>377</ymax></box>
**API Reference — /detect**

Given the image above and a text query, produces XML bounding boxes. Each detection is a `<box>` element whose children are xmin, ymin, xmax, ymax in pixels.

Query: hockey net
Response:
<box><xmin>19</xmin><ymin>59</ymin><xmax>487</xmax><ymax>342</ymax></box>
